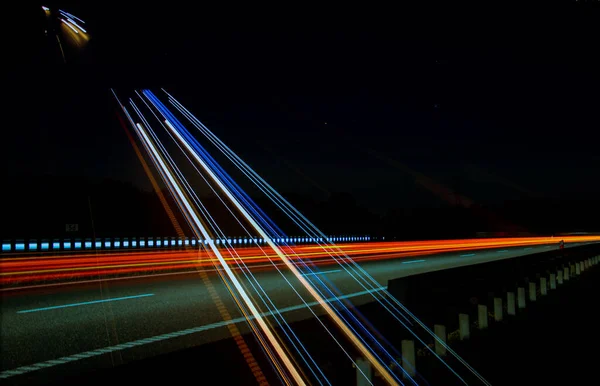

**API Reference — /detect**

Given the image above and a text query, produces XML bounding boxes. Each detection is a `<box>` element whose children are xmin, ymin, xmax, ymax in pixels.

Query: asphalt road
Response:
<box><xmin>0</xmin><ymin>242</ymin><xmax>576</xmax><ymax>382</ymax></box>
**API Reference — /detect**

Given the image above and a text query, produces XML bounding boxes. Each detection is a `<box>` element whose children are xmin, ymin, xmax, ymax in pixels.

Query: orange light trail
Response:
<box><xmin>2</xmin><ymin>236</ymin><xmax>598</xmax><ymax>287</ymax></box>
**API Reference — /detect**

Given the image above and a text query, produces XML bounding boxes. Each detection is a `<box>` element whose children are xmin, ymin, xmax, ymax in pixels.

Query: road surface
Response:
<box><xmin>2</xmin><ymin>239</ymin><xmax>587</xmax><ymax>383</ymax></box>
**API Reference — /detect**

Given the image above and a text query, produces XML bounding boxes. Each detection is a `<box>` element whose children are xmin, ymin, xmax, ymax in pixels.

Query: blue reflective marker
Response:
<box><xmin>16</xmin><ymin>243</ymin><xmax>25</xmax><ymax>251</ymax></box>
<box><xmin>140</xmin><ymin>241</ymin><xmax>145</xmax><ymax>247</ymax></box>
<box><xmin>29</xmin><ymin>243</ymin><xmax>38</xmax><ymax>250</ymax></box>
<box><xmin>460</xmin><ymin>253</ymin><xmax>476</xmax><ymax>257</ymax></box>
<box><xmin>402</xmin><ymin>259</ymin><xmax>426</xmax><ymax>264</ymax></box>
<box><xmin>185</xmin><ymin>240</ymin><xmax>189</xmax><ymax>245</ymax></box>
<box><xmin>302</xmin><ymin>269</ymin><xmax>341</xmax><ymax>276</ymax></box>
<box><xmin>17</xmin><ymin>293</ymin><xmax>155</xmax><ymax>314</ymax></box>
<box><xmin>156</xmin><ymin>240</ymin><xmax>161</xmax><ymax>246</ymax></box>
<box><xmin>114</xmin><ymin>241</ymin><xmax>121</xmax><ymax>248</ymax></box>
<box><xmin>205</xmin><ymin>239</ymin><xmax>209</xmax><ymax>245</ymax></box>
<box><xmin>123</xmin><ymin>241</ymin><xmax>129</xmax><ymax>248</ymax></box>
<box><xmin>53</xmin><ymin>242</ymin><xmax>61</xmax><ymax>249</ymax></box>
<box><xmin>147</xmin><ymin>240</ymin><xmax>154</xmax><ymax>247</ymax></box>
<box><xmin>1</xmin><ymin>244</ymin><xmax>10</xmax><ymax>251</ymax></box>
<box><xmin>216</xmin><ymin>239</ymin><xmax>220</xmax><ymax>244</ymax></box>
<box><xmin>191</xmin><ymin>239</ymin><xmax>196</xmax><ymax>245</ymax></box>
<box><xmin>178</xmin><ymin>240</ymin><xmax>182</xmax><ymax>246</ymax></box>
<box><xmin>41</xmin><ymin>243</ymin><xmax>49</xmax><ymax>250</ymax></box>
<box><xmin>74</xmin><ymin>242</ymin><xmax>82</xmax><ymax>249</ymax></box>
<box><xmin>64</xmin><ymin>242</ymin><xmax>71</xmax><ymax>249</ymax></box>
<box><xmin>94</xmin><ymin>241</ymin><xmax>101</xmax><ymax>248</ymax></box>
<box><xmin>227</xmin><ymin>239</ymin><xmax>231</xmax><ymax>244</ymax></box>
<box><xmin>104</xmin><ymin>241</ymin><xmax>111</xmax><ymax>248</ymax></box>
<box><xmin>84</xmin><ymin>242</ymin><xmax>91</xmax><ymax>249</ymax></box>
<box><xmin>132</xmin><ymin>241</ymin><xmax>137</xmax><ymax>247</ymax></box>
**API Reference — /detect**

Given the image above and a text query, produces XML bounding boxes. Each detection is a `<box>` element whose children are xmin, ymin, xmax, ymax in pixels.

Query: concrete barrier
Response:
<box><xmin>434</xmin><ymin>324</ymin><xmax>447</xmax><ymax>356</ymax></box>
<box><xmin>507</xmin><ymin>292</ymin><xmax>516</xmax><ymax>316</ymax></box>
<box><xmin>459</xmin><ymin>313</ymin><xmax>470</xmax><ymax>340</ymax></box>
<box><xmin>540</xmin><ymin>277</ymin><xmax>547</xmax><ymax>296</ymax></box>
<box><xmin>518</xmin><ymin>287</ymin><xmax>526</xmax><ymax>309</ymax></box>
<box><xmin>478</xmin><ymin>304</ymin><xmax>488</xmax><ymax>329</ymax></box>
<box><xmin>401</xmin><ymin>340</ymin><xmax>416</xmax><ymax>379</ymax></box>
<box><xmin>355</xmin><ymin>357</ymin><xmax>372</xmax><ymax>386</ymax></box>
<box><xmin>550</xmin><ymin>273</ymin><xmax>557</xmax><ymax>289</ymax></box>
<box><xmin>529</xmin><ymin>282</ymin><xmax>537</xmax><ymax>302</ymax></box>
<box><xmin>493</xmin><ymin>297</ymin><xmax>503</xmax><ymax>322</ymax></box>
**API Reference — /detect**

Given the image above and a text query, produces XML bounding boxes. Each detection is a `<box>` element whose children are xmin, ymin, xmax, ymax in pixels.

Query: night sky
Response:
<box><xmin>7</xmin><ymin>2</ymin><xmax>600</xmax><ymax>215</ymax></box>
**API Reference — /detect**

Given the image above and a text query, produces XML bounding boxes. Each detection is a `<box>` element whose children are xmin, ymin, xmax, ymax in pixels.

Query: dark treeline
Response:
<box><xmin>2</xmin><ymin>176</ymin><xmax>599</xmax><ymax>240</ymax></box>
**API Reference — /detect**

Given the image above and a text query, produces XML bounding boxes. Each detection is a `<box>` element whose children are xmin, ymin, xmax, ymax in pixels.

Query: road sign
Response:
<box><xmin>65</xmin><ymin>224</ymin><xmax>79</xmax><ymax>232</ymax></box>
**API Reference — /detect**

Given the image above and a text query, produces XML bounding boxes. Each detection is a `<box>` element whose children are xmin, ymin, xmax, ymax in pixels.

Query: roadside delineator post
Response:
<box><xmin>401</xmin><ymin>340</ymin><xmax>416</xmax><ymax>379</ymax></box>
<box><xmin>493</xmin><ymin>297</ymin><xmax>503</xmax><ymax>322</ymax></box>
<box><xmin>528</xmin><ymin>282</ymin><xmax>537</xmax><ymax>302</ymax></box>
<box><xmin>434</xmin><ymin>325</ymin><xmax>447</xmax><ymax>356</ymax></box>
<box><xmin>355</xmin><ymin>357</ymin><xmax>372</xmax><ymax>386</ymax></box>
<box><xmin>478</xmin><ymin>304</ymin><xmax>488</xmax><ymax>329</ymax></box>
<box><xmin>459</xmin><ymin>313</ymin><xmax>470</xmax><ymax>340</ymax></box>
<box><xmin>507</xmin><ymin>292</ymin><xmax>516</xmax><ymax>316</ymax></box>
<box><xmin>517</xmin><ymin>287</ymin><xmax>526</xmax><ymax>309</ymax></box>
<box><xmin>540</xmin><ymin>277</ymin><xmax>547</xmax><ymax>296</ymax></box>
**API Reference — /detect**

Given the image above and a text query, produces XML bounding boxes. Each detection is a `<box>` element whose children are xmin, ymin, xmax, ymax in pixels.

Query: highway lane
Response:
<box><xmin>0</xmin><ymin>241</ymin><xmax>580</xmax><ymax>382</ymax></box>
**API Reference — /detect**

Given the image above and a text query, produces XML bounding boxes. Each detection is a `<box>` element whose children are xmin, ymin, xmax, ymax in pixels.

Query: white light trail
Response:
<box><xmin>60</xmin><ymin>19</ymin><xmax>78</xmax><ymax>34</ymax></box>
<box><xmin>59</xmin><ymin>10</ymin><xmax>85</xmax><ymax>24</ymax></box>
<box><xmin>132</xmin><ymin>121</ymin><xmax>305</xmax><ymax>385</ymax></box>
<box><xmin>65</xmin><ymin>17</ymin><xmax>87</xmax><ymax>33</ymax></box>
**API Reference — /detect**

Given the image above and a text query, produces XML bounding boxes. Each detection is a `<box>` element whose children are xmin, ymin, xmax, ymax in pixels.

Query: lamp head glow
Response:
<box><xmin>42</xmin><ymin>6</ymin><xmax>50</xmax><ymax>11</ymax></box>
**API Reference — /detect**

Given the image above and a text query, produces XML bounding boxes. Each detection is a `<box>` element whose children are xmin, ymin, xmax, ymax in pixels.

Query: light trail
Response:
<box><xmin>131</xmin><ymin>95</ymin><xmax>339</xmax><ymax>384</ymax></box>
<box><xmin>115</xmin><ymin>101</ymin><xmax>271</xmax><ymax>386</ymax></box>
<box><xmin>60</xmin><ymin>18</ymin><xmax>78</xmax><ymax>34</ymax></box>
<box><xmin>1</xmin><ymin>238</ymin><xmax>577</xmax><ymax>282</ymax></box>
<box><xmin>151</xmin><ymin>100</ymin><xmax>403</xmax><ymax>384</ymax></box>
<box><xmin>17</xmin><ymin>293</ymin><xmax>154</xmax><ymax>313</ymax></box>
<box><xmin>126</xmin><ymin>113</ymin><xmax>305</xmax><ymax>384</ymax></box>
<box><xmin>65</xmin><ymin>17</ymin><xmax>86</xmax><ymax>33</ymax></box>
<box><xmin>130</xmin><ymin>96</ymin><xmax>324</xmax><ymax>384</ymax></box>
<box><xmin>59</xmin><ymin>10</ymin><xmax>85</xmax><ymax>24</ymax></box>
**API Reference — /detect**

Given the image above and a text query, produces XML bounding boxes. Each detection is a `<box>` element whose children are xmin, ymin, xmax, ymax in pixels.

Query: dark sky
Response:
<box><xmin>7</xmin><ymin>2</ymin><xmax>600</xmax><ymax>214</ymax></box>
